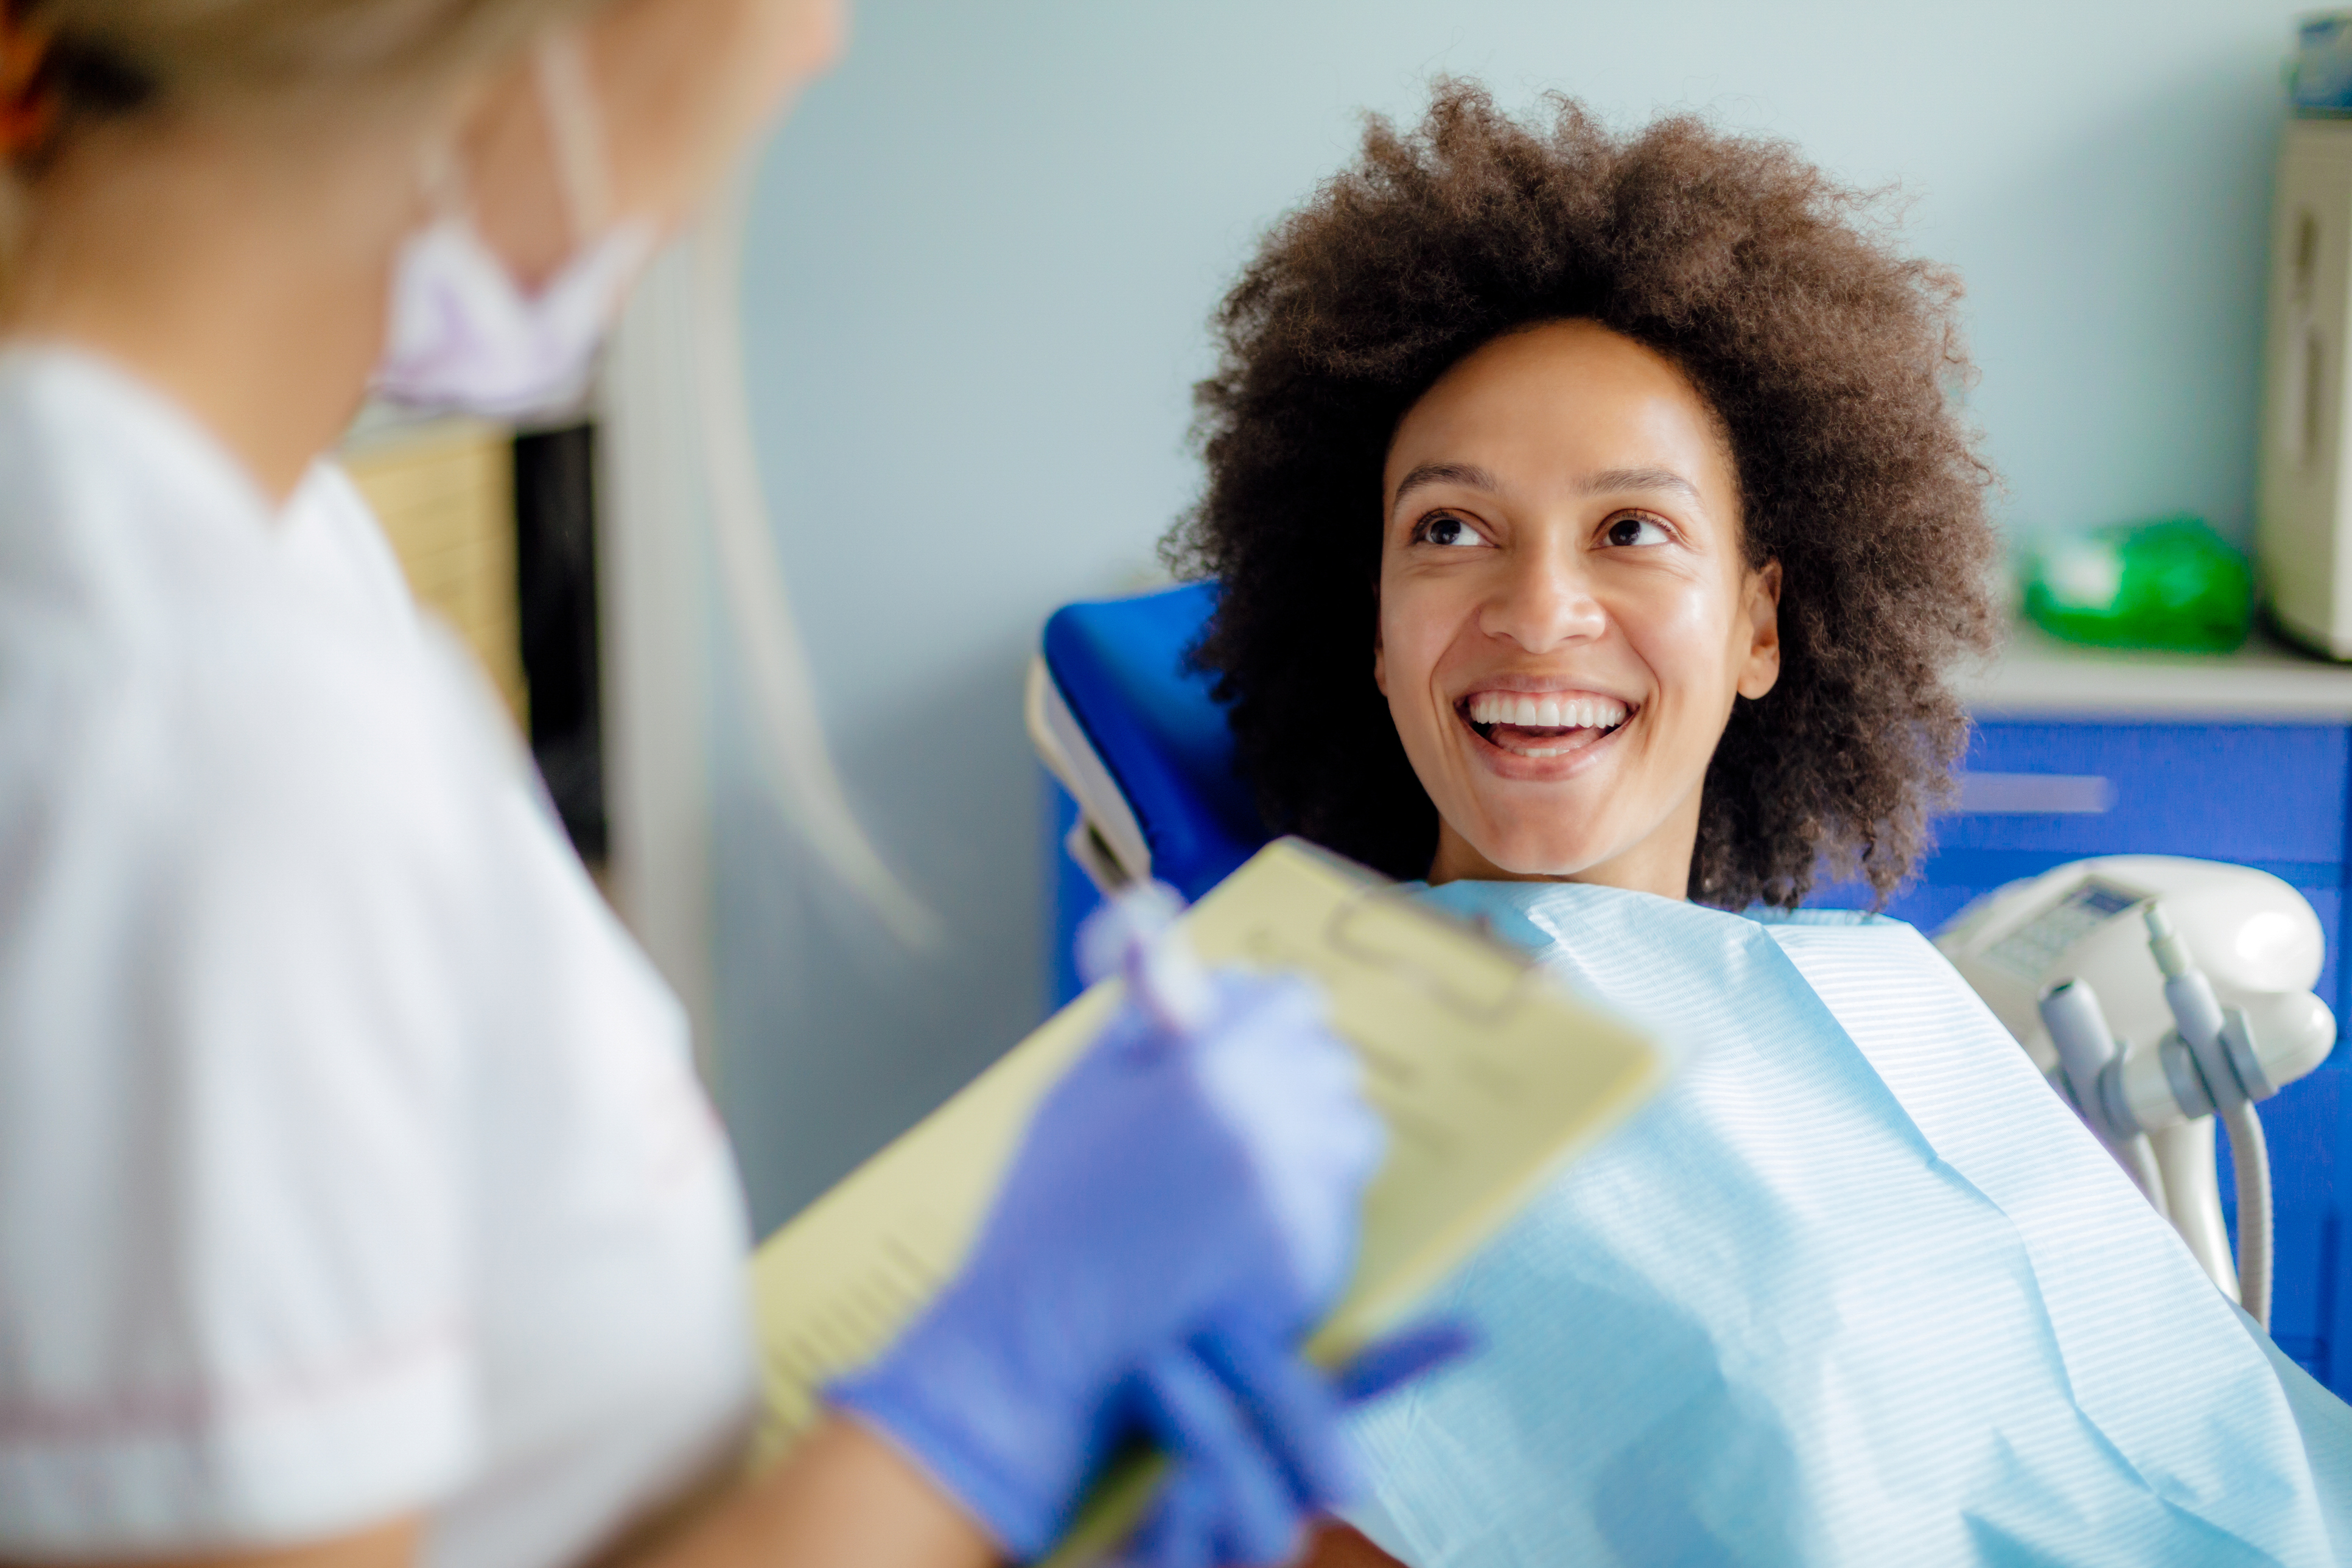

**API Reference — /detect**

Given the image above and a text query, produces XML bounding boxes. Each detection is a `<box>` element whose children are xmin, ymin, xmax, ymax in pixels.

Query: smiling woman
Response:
<box><xmin>1374</xmin><ymin>321</ymin><xmax>1783</xmax><ymax>898</ymax></box>
<box><xmin>1169</xmin><ymin>81</ymin><xmax>1999</xmax><ymax>908</ymax></box>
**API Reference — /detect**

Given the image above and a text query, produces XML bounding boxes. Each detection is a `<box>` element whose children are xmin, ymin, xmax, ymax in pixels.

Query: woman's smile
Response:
<box><xmin>1455</xmin><ymin>685</ymin><xmax>1634</xmax><ymax>771</ymax></box>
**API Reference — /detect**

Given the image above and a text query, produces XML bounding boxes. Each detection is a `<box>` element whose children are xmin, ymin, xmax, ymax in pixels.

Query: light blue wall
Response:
<box><xmin>715</xmin><ymin>0</ymin><xmax>2301</xmax><ymax>1233</ymax></box>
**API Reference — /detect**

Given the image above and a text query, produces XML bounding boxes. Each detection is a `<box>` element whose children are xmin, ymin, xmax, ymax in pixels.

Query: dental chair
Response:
<box><xmin>1026</xmin><ymin>580</ymin><xmax>2352</xmax><ymax>1395</ymax></box>
<box><xmin>1026</xmin><ymin>581</ymin><xmax>1264</xmax><ymax>1001</ymax></box>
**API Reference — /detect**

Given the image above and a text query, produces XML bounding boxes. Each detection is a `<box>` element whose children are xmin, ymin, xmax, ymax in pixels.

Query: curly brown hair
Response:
<box><xmin>1163</xmin><ymin>83</ymin><xmax>1999</xmax><ymax>909</ymax></box>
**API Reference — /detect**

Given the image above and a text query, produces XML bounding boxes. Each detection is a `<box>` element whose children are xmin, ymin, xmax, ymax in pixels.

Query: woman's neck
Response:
<box><xmin>1</xmin><ymin>102</ymin><xmax>431</xmax><ymax>504</ymax></box>
<box><xmin>1425</xmin><ymin>794</ymin><xmax>1703</xmax><ymax>899</ymax></box>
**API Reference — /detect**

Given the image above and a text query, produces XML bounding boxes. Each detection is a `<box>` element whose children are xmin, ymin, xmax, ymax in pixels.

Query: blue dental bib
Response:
<box><xmin>1345</xmin><ymin>881</ymin><xmax>2352</xmax><ymax>1566</ymax></box>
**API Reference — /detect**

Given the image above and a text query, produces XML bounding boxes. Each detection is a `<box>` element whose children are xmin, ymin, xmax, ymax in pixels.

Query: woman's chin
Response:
<box><xmin>1437</xmin><ymin>818</ymin><xmax>1623</xmax><ymax>883</ymax></box>
<box><xmin>1422</xmin><ymin>726</ymin><xmax>1666</xmax><ymax>886</ymax></box>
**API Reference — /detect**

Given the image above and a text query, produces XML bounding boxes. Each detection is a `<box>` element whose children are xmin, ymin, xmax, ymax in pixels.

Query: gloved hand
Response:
<box><xmin>828</xmin><ymin>906</ymin><xmax>1387</xmax><ymax>1560</ymax></box>
<box><xmin>1116</xmin><ymin>1320</ymin><xmax>1476</xmax><ymax>1568</ymax></box>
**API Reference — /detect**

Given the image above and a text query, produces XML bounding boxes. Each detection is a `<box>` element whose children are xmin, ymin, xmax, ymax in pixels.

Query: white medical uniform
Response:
<box><xmin>0</xmin><ymin>348</ymin><xmax>757</xmax><ymax>1566</ymax></box>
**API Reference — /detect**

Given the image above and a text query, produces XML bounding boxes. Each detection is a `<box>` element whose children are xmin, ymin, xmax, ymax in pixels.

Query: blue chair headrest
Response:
<box><xmin>1041</xmin><ymin>581</ymin><xmax>1272</xmax><ymax>901</ymax></box>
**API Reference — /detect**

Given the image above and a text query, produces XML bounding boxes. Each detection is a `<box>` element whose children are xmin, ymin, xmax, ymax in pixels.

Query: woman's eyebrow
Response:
<box><xmin>1581</xmin><ymin>466</ymin><xmax>1701</xmax><ymax>501</ymax></box>
<box><xmin>1391</xmin><ymin>461</ymin><xmax>1502</xmax><ymax>508</ymax></box>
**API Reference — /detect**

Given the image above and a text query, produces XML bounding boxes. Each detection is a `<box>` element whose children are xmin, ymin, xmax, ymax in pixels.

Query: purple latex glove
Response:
<box><xmin>830</xmin><ymin>935</ymin><xmax>1385</xmax><ymax>1559</ymax></box>
<box><xmin>1118</xmin><ymin>1321</ymin><xmax>1477</xmax><ymax>1568</ymax></box>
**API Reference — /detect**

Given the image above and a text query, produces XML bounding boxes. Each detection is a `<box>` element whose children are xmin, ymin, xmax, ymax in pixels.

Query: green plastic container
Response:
<box><xmin>2021</xmin><ymin>515</ymin><xmax>2253</xmax><ymax>654</ymax></box>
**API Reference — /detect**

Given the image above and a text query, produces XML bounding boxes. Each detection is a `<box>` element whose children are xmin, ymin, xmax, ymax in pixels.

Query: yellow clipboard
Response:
<box><xmin>746</xmin><ymin>838</ymin><xmax>1670</xmax><ymax>1559</ymax></box>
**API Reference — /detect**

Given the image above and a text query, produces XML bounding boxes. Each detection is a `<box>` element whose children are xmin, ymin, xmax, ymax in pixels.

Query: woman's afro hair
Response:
<box><xmin>1163</xmin><ymin>82</ymin><xmax>2000</xmax><ymax>909</ymax></box>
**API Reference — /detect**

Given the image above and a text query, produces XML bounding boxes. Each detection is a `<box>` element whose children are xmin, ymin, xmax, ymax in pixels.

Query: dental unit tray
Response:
<box><xmin>744</xmin><ymin>836</ymin><xmax>1671</xmax><ymax>1563</ymax></box>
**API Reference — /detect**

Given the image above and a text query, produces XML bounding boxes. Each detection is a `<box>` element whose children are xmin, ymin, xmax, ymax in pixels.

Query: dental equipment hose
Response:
<box><xmin>2114</xmin><ymin>1131</ymin><xmax>2168</xmax><ymax>1220</ymax></box>
<box><xmin>2223</xmin><ymin>1100</ymin><xmax>2273</xmax><ymax>1331</ymax></box>
<box><xmin>2146</xmin><ymin>905</ymin><xmax>2276</xmax><ymax>1331</ymax></box>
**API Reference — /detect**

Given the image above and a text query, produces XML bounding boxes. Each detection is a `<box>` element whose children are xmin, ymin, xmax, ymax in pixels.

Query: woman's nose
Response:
<box><xmin>1479</xmin><ymin>554</ymin><xmax>1606</xmax><ymax>652</ymax></box>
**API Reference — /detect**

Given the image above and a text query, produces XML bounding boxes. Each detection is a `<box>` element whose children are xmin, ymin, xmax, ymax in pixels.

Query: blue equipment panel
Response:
<box><xmin>1937</xmin><ymin>723</ymin><xmax>2348</xmax><ymax>865</ymax></box>
<box><xmin>1037</xmin><ymin>583</ymin><xmax>2352</xmax><ymax>1393</ymax></box>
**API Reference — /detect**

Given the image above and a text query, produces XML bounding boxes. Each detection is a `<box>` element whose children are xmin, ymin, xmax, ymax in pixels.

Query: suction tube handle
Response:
<box><xmin>2041</xmin><ymin>979</ymin><xmax>2119</xmax><ymax>1116</ymax></box>
<box><xmin>2038</xmin><ymin>979</ymin><xmax>2168</xmax><ymax>1214</ymax></box>
<box><xmin>2144</xmin><ymin>903</ymin><xmax>2270</xmax><ymax>1111</ymax></box>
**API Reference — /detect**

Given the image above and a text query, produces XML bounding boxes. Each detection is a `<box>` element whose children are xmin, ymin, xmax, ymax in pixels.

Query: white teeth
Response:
<box><xmin>1465</xmin><ymin>692</ymin><xmax>1629</xmax><ymax>729</ymax></box>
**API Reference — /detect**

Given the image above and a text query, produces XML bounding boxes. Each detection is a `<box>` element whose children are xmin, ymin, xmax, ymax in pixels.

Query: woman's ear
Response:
<box><xmin>1373</xmin><ymin>620</ymin><xmax>1387</xmax><ymax>697</ymax></box>
<box><xmin>1736</xmin><ymin>560</ymin><xmax>1782</xmax><ymax>700</ymax></box>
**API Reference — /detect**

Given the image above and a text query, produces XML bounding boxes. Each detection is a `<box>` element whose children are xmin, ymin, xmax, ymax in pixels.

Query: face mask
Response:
<box><xmin>373</xmin><ymin>33</ymin><xmax>653</xmax><ymax>418</ymax></box>
<box><xmin>373</xmin><ymin>215</ymin><xmax>653</xmax><ymax>418</ymax></box>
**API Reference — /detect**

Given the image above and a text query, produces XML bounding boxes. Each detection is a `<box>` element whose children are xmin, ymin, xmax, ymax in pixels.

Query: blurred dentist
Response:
<box><xmin>0</xmin><ymin>2</ymin><xmax>1417</xmax><ymax>1566</ymax></box>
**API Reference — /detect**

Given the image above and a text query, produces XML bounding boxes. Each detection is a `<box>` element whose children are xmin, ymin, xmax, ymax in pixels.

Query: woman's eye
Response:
<box><xmin>1416</xmin><ymin>514</ymin><xmax>1485</xmax><ymax>548</ymax></box>
<box><xmin>1603</xmin><ymin>514</ymin><xmax>1673</xmax><ymax>548</ymax></box>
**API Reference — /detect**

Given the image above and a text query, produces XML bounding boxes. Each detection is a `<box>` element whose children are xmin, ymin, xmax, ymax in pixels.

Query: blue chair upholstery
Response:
<box><xmin>1040</xmin><ymin>582</ymin><xmax>1269</xmax><ymax>902</ymax></box>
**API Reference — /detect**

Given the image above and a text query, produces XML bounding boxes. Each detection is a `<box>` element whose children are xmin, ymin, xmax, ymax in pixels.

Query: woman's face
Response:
<box><xmin>1375</xmin><ymin>320</ymin><xmax>1782</xmax><ymax>895</ymax></box>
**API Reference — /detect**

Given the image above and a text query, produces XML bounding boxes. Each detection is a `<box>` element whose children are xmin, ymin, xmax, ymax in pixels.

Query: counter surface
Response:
<box><xmin>1958</xmin><ymin>624</ymin><xmax>2352</xmax><ymax>721</ymax></box>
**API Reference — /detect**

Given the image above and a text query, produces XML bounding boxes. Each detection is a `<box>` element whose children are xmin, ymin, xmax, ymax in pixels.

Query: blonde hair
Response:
<box><xmin>21</xmin><ymin>0</ymin><xmax>598</xmax><ymax>99</ymax></box>
<box><xmin>0</xmin><ymin>0</ymin><xmax>605</xmax><ymax>282</ymax></box>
